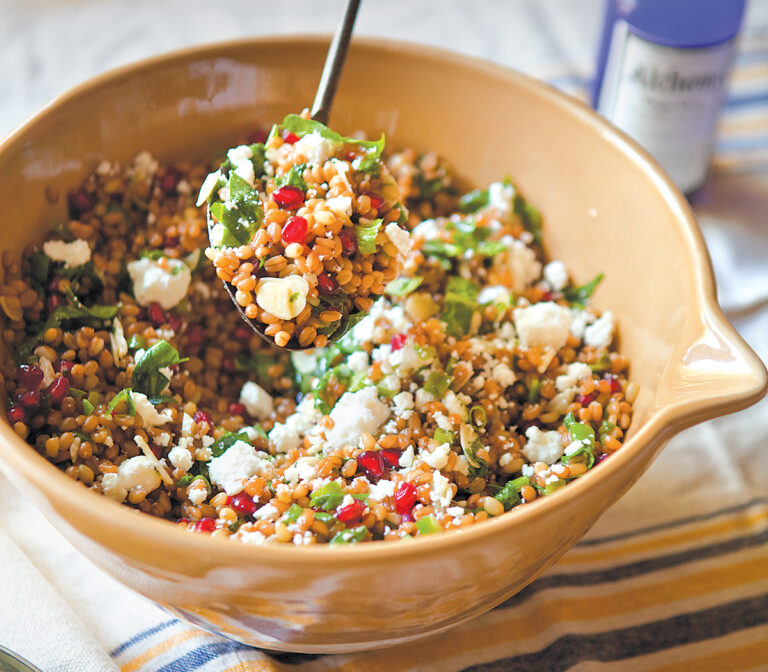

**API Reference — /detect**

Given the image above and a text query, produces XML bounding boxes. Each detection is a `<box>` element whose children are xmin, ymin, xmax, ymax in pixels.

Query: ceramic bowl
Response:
<box><xmin>0</xmin><ymin>37</ymin><xmax>764</xmax><ymax>653</ymax></box>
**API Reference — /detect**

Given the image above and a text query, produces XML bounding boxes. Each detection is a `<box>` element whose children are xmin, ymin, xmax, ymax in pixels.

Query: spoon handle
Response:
<box><xmin>311</xmin><ymin>0</ymin><xmax>361</xmax><ymax>125</ymax></box>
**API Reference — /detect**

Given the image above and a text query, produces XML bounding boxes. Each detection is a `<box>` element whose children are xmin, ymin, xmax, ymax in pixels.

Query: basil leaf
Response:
<box><xmin>385</xmin><ymin>277</ymin><xmax>423</xmax><ymax>297</ymax></box>
<box><xmin>278</xmin><ymin>114</ymin><xmax>385</xmax><ymax>159</ymax></box>
<box><xmin>458</xmin><ymin>189</ymin><xmax>489</xmax><ymax>214</ymax></box>
<box><xmin>441</xmin><ymin>276</ymin><xmax>479</xmax><ymax>337</ymax></box>
<box><xmin>275</xmin><ymin>163</ymin><xmax>307</xmax><ymax>191</ymax></box>
<box><xmin>421</xmin><ymin>239</ymin><xmax>461</xmax><ymax>258</ymax></box>
<box><xmin>285</xmin><ymin>503</ymin><xmax>304</xmax><ymax>523</ymax></box>
<box><xmin>564</xmin><ymin>273</ymin><xmax>604</xmax><ymax>309</ymax></box>
<box><xmin>209</xmin><ymin>431</ymin><xmax>251</xmax><ymax>459</ymax></box>
<box><xmin>209</xmin><ymin>172</ymin><xmax>263</xmax><ymax>247</ymax></box>
<box><xmin>106</xmin><ymin>388</ymin><xmax>135</xmax><ymax>417</ymax></box>
<box><xmin>476</xmin><ymin>240</ymin><xmax>508</xmax><ymax>257</ymax></box>
<box><xmin>17</xmin><ymin>302</ymin><xmax>119</xmax><ymax>363</ymax></box>
<box><xmin>514</xmin><ymin>197</ymin><xmax>543</xmax><ymax>247</ymax></box>
<box><xmin>309</xmin><ymin>481</ymin><xmax>346</xmax><ymax>511</ymax></box>
<box><xmin>355</xmin><ymin>219</ymin><xmax>382</xmax><ymax>255</ymax></box>
<box><xmin>330</xmin><ymin>526</ymin><xmax>368</xmax><ymax>545</ymax></box>
<box><xmin>132</xmin><ymin>340</ymin><xmax>187</xmax><ymax>398</ymax></box>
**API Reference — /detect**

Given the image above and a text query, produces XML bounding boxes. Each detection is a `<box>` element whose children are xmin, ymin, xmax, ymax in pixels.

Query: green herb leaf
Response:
<box><xmin>458</xmin><ymin>189</ymin><xmax>489</xmax><ymax>214</ymax></box>
<box><xmin>494</xmin><ymin>476</ymin><xmax>529</xmax><ymax>511</ymax></box>
<box><xmin>442</xmin><ymin>277</ymin><xmax>479</xmax><ymax>337</ymax></box>
<box><xmin>82</xmin><ymin>398</ymin><xmax>94</xmax><ymax>415</ymax></box>
<box><xmin>209</xmin><ymin>172</ymin><xmax>263</xmax><ymax>247</ymax></box>
<box><xmin>309</xmin><ymin>481</ymin><xmax>346</xmax><ymax>511</ymax></box>
<box><xmin>106</xmin><ymin>388</ymin><xmax>135</xmax><ymax>417</ymax></box>
<box><xmin>285</xmin><ymin>503</ymin><xmax>304</xmax><ymax>523</ymax></box>
<box><xmin>599</xmin><ymin>420</ymin><xmax>616</xmax><ymax>446</ymax></box>
<box><xmin>476</xmin><ymin>240</ymin><xmax>508</xmax><ymax>257</ymax></box>
<box><xmin>209</xmin><ymin>431</ymin><xmax>251</xmax><ymax>459</ymax></box>
<box><xmin>275</xmin><ymin>163</ymin><xmax>307</xmax><ymax>191</ymax></box>
<box><xmin>132</xmin><ymin>340</ymin><xmax>187</xmax><ymax>398</ymax></box>
<box><xmin>415</xmin><ymin>514</ymin><xmax>442</xmax><ymax>535</ymax></box>
<box><xmin>18</xmin><ymin>302</ymin><xmax>119</xmax><ymax>362</ymax></box>
<box><xmin>330</xmin><ymin>526</ymin><xmax>368</xmax><ymax>545</ymax></box>
<box><xmin>278</xmin><ymin>114</ymin><xmax>385</xmax><ymax>159</ymax></box>
<box><xmin>421</xmin><ymin>239</ymin><xmax>461</xmax><ymax>259</ymax></box>
<box><xmin>424</xmin><ymin>370</ymin><xmax>452</xmax><ymax>397</ymax></box>
<box><xmin>355</xmin><ymin>219</ymin><xmax>382</xmax><ymax>255</ymax></box>
<box><xmin>514</xmin><ymin>196</ymin><xmax>543</xmax><ymax>247</ymax></box>
<box><xmin>527</xmin><ymin>377</ymin><xmax>541</xmax><ymax>403</ymax></box>
<box><xmin>564</xmin><ymin>273</ymin><xmax>604</xmax><ymax>309</ymax></box>
<box><xmin>562</xmin><ymin>412</ymin><xmax>596</xmax><ymax>469</ymax></box>
<box><xmin>385</xmin><ymin>277</ymin><xmax>423</xmax><ymax>297</ymax></box>
<box><xmin>139</xmin><ymin>249</ymin><xmax>166</xmax><ymax>261</ymax></box>
<box><xmin>433</xmin><ymin>428</ymin><xmax>455</xmax><ymax>446</ymax></box>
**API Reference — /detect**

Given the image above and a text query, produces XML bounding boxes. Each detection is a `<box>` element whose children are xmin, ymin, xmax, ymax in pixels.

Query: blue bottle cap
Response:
<box><xmin>617</xmin><ymin>0</ymin><xmax>747</xmax><ymax>48</ymax></box>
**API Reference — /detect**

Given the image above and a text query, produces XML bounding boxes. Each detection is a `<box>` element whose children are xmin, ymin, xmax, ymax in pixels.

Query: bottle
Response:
<box><xmin>593</xmin><ymin>0</ymin><xmax>746</xmax><ymax>195</ymax></box>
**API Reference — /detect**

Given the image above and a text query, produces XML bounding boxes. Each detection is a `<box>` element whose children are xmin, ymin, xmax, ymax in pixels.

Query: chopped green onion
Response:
<box><xmin>433</xmin><ymin>428</ymin><xmax>455</xmax><ymax>446</ymax></box>
<box><xmin>424</xmin><ymin>370</ymin><xmax>452</xmax><ymax>397</ymax></box>
<box><xmin>469</xmin><ymin>405</ymin><xmax>487</xmax><ymax>427</ymax></box>
<box><xmin>385</xmin><ymin>277</ymin><xmax>423</xmax><ymax>296</ymax></box>
<box><xmin>415</xmin><ymin>514</ymin><xmax>442</xmax><ymax>535</ymax></box>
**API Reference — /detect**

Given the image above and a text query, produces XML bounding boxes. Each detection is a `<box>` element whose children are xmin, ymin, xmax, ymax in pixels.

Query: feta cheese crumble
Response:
<box><xmin>208</xmin><ymin>440</ymin><xmax>275</xmax><ymax>495</ymax></box>
<box><xmin>127</xmin><ymin>257</ymin><xmax>191</xmax><ymax>310</ymax></box>
<box><xmin>239</xmin><ymin>381</ymin><xmax>274</xmax><ymax>420</ymax></box>
<box><xmin>523</xmin><ymin>427</ymin><xmax>564</xmax><ymax>465</ymax></box>
<box><xmin>513</xmin><ymin>301</ymin><xmax>573</xmax><ymax>351</ymax></box>
<box><xmin>325</xmin><ymin>387</ymin><xmax>390</xmax><ymax>450</ymax></box>
<box><xmin>42</xmin><ymin>239</ymin><xmax>91</xmax><ymax>269</ymax></box>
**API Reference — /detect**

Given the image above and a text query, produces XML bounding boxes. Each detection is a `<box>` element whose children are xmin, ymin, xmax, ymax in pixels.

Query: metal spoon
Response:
<box><xmin>207</xmin><ymin>0</ymin><xmax>361</xmax><ymax>350</ymax></box>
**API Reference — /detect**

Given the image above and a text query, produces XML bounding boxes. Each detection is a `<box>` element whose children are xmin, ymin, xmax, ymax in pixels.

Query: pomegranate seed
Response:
<box><xmin>163</xmin><ymin>235</ymin><xmax>180</xmax><ymax>248</ymax></box>
<box><xmin>338</xmin><ymin>229</ymin><xmax>358</xmax><ymax>256</ymax></box>
<box><xmin>281</xmin><ymin>215</ymin><xmax>308</xmax><ymax>244</ymax></box>
<box><xmin>272</xmin><ymin>185</ymin><xmax>305</xmax><ymax>209</ymax></box>
<box><xmin>400</xmin><ymin>510</ymin><xmax>414</xmax><ymax>523</ymax></box>
<box><xmin>598</xmin><ymin>453</ymin><xmax>611</xmax><ymax>464</ymax></box>
<box><xmin>395</xmin><ymin>482</ymin><xmax>417</xmax><ymax>515</ymax></box>
<box><xmin>343</xmin><ymin>150</ymin><xmax>359</xmax><ymax>162</ymax></box>
<box><xmin>56</xmin><ymin>360</ymin><xmax>74</xmax><ymax>376</ymax></box>
<box><xmin>608</xmin><ymin>377</ymin><xmax>622</xmax><ymax>394</ymax></box>
<box><xmin>6</xmin><ymin>404</ymin><xmax>26</xmax><ymax>424</ymax></box>
<box><xmin>222</xmin><ymin>357</ymin><xmax>235</xmax><ymax>373</ymax></box>
<box><xmin>234</xmin><ymin>325</ymin><xmax>252</xmax><ymax>342</ymax></box>
<box><xmin>229</xmin><ymin>493</ymin><xmax>258</xmax><ymax>516</ymax></box>
<box><xmin>148</xmin><ymin>302</ymin><xmax>166</xmax><ymax>326</ymax></box>
<box><xmin>317</xmin><ymin>273</ymin><xmax>339</xmax><ymax>295</ymax></box>
<box><xmin>357</xmin><ymin>450</ymin><xmax>385</xmax><ymax>479</ymax></box>
<box><xmin>228</xmin><ymin>402</ymin><xmax>246</xmax><ymax>415</ymax></box>
<box><xmin>336</xmin><ymin>498</ymin><xmax>365</xmax><ymax>523</ymax></box>
<box><xmin>577</xmin><ymin>392</ymin><xmax>597</xmax><ymax>406</ymax></box>
<box><xmin>364</xmin><ymin>191</ymin><xmax>384</xmax><ymax>211</ymax></box>
<box><xmin>191</xmin><ymin>517</ymin><xmax>217</xmax><ymax>533</ymax></box>
<box><xmin>281</xmin><ymin>130</ymin><xmax>300</xmax><ymax>144</ymax></box>
<box><xmin>541</xmin><ymin>290</ymin><xmax>554</xmax><ymax>301</ymax></box>
<box><xmin>380</xmin><ymin>448</ymin><xmax>402</xmax><ymax>467</ymax></box>
<box><xmin>48</xmin><ymin>376</ymin><xmax>70</xmax><ymax>404</ymax></box>
<box><xmin>150</xmin><ymin>444</ymin><xmax>163</xmax><ymax>459</ymax></box>
<box><xmin>390</xmin><ymin>334</ymin><xmax>407</xmax><ymax>351</ymax></box>
<box><xmin>48</xmin><ymin>294</ymin><xmax>63</xmax><ymax>312</ymax></box>
<box><xmin>186</xmin><ymin>324</ymin><xmax>204</xmax><ymax>355</ymax></box>
<box><xmin>193</xmin><ymin>410</ymin><xmax>214</xmax><ymax>430</ymax></box>
<box><xmin>18</xmin><ymin>390</ymin><xmax>41</xmax><ymax>410</ymax></box>
<box><xmin>176</xmin><ymin>517</ymin><xmax>189</xmax><ymax>525</ymax></box>
<box><xmin>67</xmin><ymin>188</ymin><xmax>94</xmax><ymax>217</ymax></box>
<box><xmin>160</xmin><ymin>168</ymin><xmax>182</xmax><ymax>195</ymax></box>
<box><xmin>247</xmin><ymin>128</ymin><xmax>268</xmax><ymax>144</ymax></box>
<box><xmin>168</xmin><ymin>314</ymin><xmax>182</xmax><ymax>333</ymax></box>
<box><xmin>48</xmin><ymin>277</ymin><xmax>62</xmax><ymax>293</ymax></box>
<box><xmin>17</xmin><ymin>364</ymin><xmax>44</xmax><ymax>390</ymax></box>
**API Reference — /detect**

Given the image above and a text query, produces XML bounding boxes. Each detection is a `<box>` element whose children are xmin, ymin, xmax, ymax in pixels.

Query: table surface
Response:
<box><xmin>1</xmin><ymin>1</ymin><xmax>767</xmax><ymax>671</ymax></box>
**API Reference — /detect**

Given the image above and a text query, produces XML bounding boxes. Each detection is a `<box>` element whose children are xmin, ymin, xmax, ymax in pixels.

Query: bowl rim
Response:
<box><xmin>0</xmin><ymin>35</ymin><xmax>765</xmax><ymax>565</ymax></box>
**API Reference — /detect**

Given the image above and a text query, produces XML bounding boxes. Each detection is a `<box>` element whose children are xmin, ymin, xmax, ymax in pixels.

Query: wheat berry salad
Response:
<box><xmin>0</xmin><ymin>123</ymin><xmax>636</xmax><ymax>546</ymax></box>
<box><xmin>201</xmin><ymin>112</ymin><xmax>410</xmax><ymax>349</ymax></box>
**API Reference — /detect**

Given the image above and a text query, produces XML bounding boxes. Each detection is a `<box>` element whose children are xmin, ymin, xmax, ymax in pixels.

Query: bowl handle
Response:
<box><xmin>656</xmin><ymin>307</ymin><xmax>767</xmax><ymax>430</ymax></box>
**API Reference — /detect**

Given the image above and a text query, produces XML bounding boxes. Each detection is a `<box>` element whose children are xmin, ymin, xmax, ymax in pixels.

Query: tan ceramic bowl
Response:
<box><xmin>0</xmin><ymin>37</ymin><xmax>765</xmax><ymax>653</ymax></box>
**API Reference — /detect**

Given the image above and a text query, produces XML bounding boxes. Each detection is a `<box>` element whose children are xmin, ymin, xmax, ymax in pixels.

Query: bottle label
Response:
<box><xmin>597</xmin><ymin>20</ymin><xmax>735</xmax><ymax>193</ymax></box>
